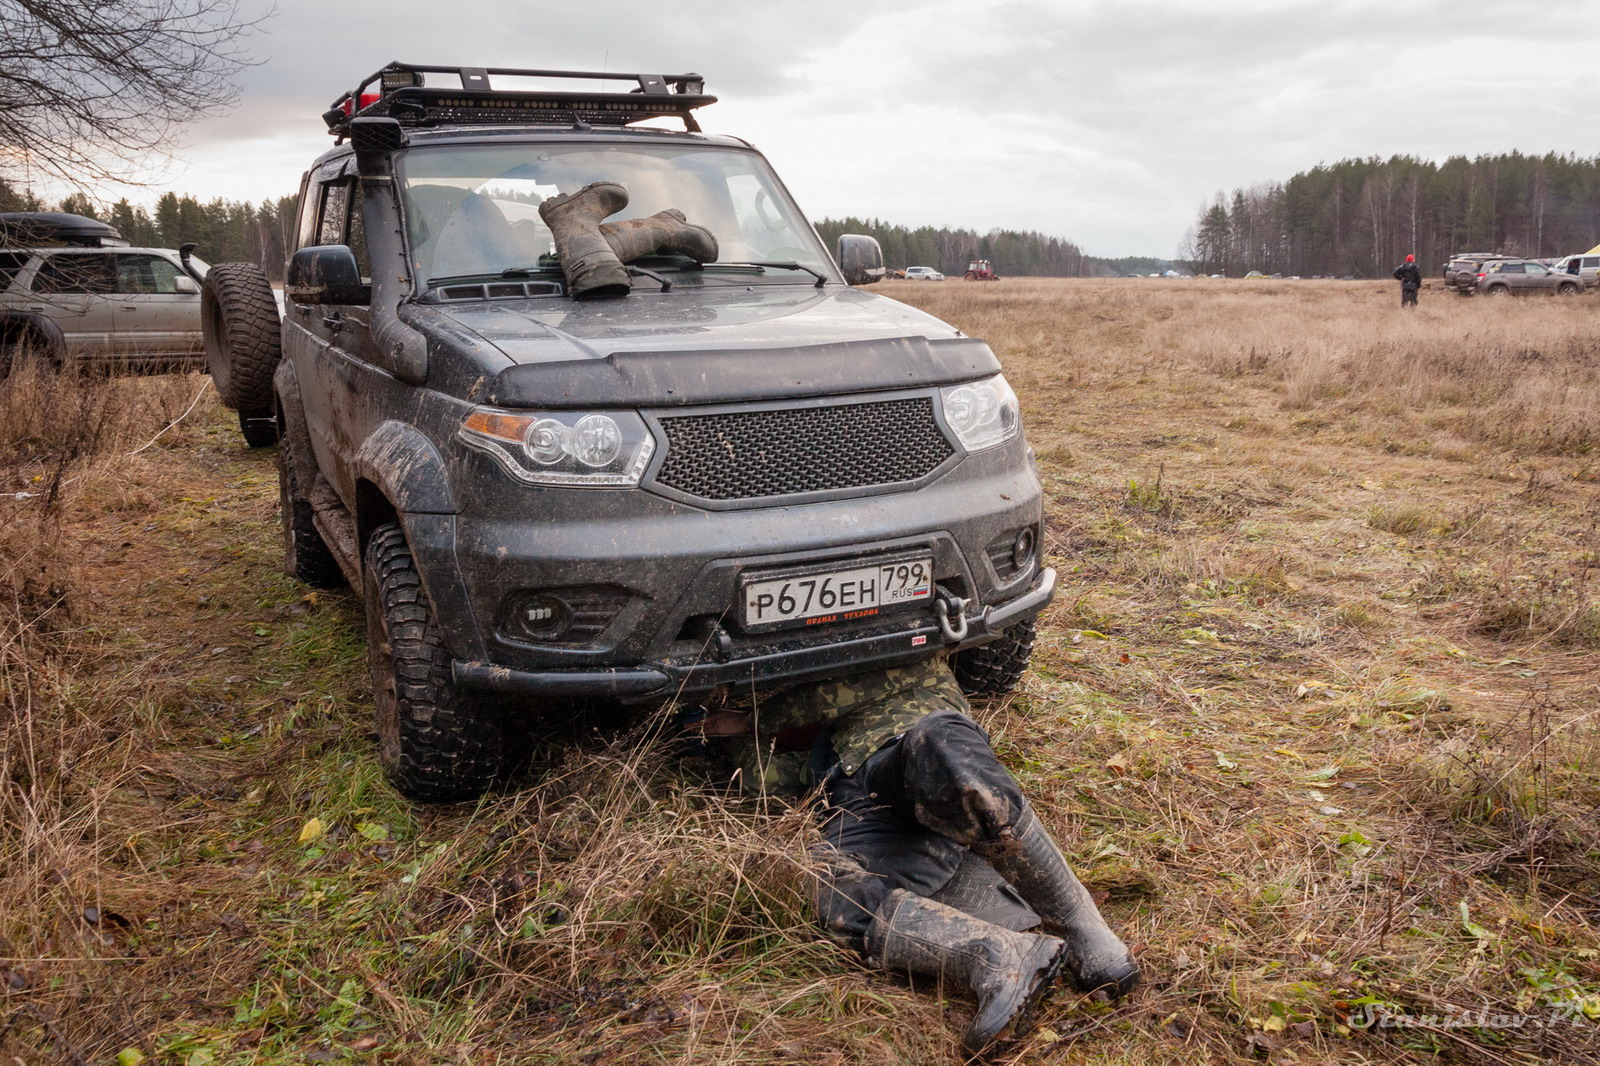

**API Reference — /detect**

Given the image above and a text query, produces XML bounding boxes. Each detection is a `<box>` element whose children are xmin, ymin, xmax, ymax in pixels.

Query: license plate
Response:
<box><xmin>742</xmin><ymin>555</ymin><xmax>933</xmax><ymax>632</ymax></box>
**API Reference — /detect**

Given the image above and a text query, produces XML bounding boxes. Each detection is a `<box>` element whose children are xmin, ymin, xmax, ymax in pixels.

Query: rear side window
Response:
<box><xmin>32</xmin><ymin>254</ymin><xmax>115</xmax><ymax>294</ymax></box>
<box><xmin>0</xmin><ymin>251</ymin><xmax>29</xmax><ymax>291</ymax></box>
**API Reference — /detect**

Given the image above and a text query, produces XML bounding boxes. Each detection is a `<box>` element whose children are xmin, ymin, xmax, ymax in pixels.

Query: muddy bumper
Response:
<box><xmin>450</xmin><ymin>565</ymin><xmax>1055</xmax><ymax>702</ymax></box>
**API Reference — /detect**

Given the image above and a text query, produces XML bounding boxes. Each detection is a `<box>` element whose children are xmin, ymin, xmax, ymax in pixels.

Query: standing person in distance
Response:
<box><xmin>1393</xmin><ymin>253</ymin><xmax>1422</xmax><ymax>309</ymax></box>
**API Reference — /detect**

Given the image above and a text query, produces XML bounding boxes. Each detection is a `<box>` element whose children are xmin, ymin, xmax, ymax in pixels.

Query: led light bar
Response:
<box><xmin>324</xmin><ymin>61</ymin><xmax>716</xmax><ymax>137</ymax></box>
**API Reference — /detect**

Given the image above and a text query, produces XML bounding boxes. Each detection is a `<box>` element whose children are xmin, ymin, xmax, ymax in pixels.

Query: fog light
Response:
<box><xmin>1012</xmin><ymin>527</ymin><xmax>1036</xmax><ymax>572</ymax></box>
<box><xmin>511</xmin><ymin>593</ymin><xmax>571</xmax><ymax>641</ymax></box>
<box><xmin>499</xmin><ymin>586</ymin><xmax>632</xmax><ymax>647</ymax></box>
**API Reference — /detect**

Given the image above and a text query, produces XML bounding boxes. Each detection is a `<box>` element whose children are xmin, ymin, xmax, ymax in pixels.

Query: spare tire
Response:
<box><xmin>203</xmin><ymin>262</ymin><xmax>281</xmax><ymax>412</ymax></box>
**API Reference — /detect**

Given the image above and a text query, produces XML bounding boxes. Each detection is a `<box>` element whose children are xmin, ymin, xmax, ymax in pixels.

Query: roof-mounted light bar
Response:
<box><xmin>323</xmin><ymin>62</ymin><xmax>716</xmax><ymax>138</ymax></box>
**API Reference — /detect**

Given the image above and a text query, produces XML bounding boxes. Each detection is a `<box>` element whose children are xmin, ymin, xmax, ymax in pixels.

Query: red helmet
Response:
<box><xmin>1405</xmin><ymin>254</ymin><xmax>1415</xmax><ymax>262</ymax></box>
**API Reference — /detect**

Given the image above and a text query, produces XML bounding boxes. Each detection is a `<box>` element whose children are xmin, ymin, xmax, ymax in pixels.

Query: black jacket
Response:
<box><xmin>1393</xmin><ymin>262</ymin><xmax>1422</xmax><ymax>289</ymax></box>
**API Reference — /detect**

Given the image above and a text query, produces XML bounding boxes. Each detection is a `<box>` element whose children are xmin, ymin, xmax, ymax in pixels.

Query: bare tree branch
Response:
<box><xmin>0</xmin><ymin>0</ymin><xmax>269</xmax><ymax>188</ymax></box>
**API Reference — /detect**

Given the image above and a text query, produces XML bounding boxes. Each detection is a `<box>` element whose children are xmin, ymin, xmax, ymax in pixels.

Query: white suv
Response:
<box><xmin>0</xmin><ymin>213</ymin><xmax>209</xmax><ymax>373</ymax></box>
<box><xmin>904</xmin><ymin>266</ymin><xmax>945</xmax><ymax>281</ymax></box>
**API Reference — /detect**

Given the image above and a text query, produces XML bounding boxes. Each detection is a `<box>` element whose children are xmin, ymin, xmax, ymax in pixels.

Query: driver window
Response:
<box><xmin>113</xmin><ymin>254</ymin><xmax>184</xmax><ymax>294</ymax></box>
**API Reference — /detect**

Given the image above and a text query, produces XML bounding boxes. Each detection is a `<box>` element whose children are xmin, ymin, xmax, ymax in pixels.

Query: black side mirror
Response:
<box><xmin>286</xmin><ymin>245</ymin><xmax>369</xmax><ymax>305</ymax></box>
<box><xmin>835</xmin><ymin>234</ymin><xmax>885</xmax><ymax>285</ymax></box>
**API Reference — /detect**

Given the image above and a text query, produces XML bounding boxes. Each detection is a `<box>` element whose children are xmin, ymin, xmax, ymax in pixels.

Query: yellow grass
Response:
<box><xmin>2</xmin><ymin>279</ymin><xmax>1598</xmax><ymax>1064</ymax></box>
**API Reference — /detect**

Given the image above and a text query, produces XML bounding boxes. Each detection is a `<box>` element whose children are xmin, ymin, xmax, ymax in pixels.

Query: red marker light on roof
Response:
<box><xmin>340</xmin><ymin>91</ymin><xmax>382</xmax><ymax>117</ymax></box>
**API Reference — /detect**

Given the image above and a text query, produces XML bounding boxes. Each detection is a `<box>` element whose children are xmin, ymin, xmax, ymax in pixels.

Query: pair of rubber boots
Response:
<box><xmin>866</xmin><ymin>807</ymin><xmax>1140</xmax><ymax>1056</ymax></box>
<box><xmin>537</xmin><ymin>181</ymin><xmax>717</xmax><ymax>299</ymax></box>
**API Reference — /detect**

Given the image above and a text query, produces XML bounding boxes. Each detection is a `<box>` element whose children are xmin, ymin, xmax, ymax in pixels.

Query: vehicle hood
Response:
<box><xmin>417</xmin><ymin>285</ymin><xmax>1001</xmax><ymax>408</ymax></box>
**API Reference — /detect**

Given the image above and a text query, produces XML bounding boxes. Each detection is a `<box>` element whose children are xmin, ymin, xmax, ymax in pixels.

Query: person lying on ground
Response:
<box><xmin>685</xmin><ymin>656</ymin><xmax>1140</xmax><ymax>1056</ymax></box>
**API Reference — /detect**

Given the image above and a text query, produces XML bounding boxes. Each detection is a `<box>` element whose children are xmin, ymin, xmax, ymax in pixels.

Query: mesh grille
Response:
<box><xmin>654</xmin><ymin>397</ymin><xmax>953</xmax><ymax>501</ymax></box>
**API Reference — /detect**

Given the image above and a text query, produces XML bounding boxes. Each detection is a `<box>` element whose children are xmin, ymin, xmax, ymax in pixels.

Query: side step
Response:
<box><xmin>308</xmin><ymin>476</ymin><xmax>363</xmax><ymax>590</ymax></box>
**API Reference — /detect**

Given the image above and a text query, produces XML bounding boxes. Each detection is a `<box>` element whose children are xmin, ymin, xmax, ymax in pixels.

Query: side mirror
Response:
<box><xmin>836</xmin><ymin>234</ymin><xmax>885</xmax><ymax>285</ymax></box>
<box><xmin>172</xmin><ymin>275</ymin><xmax>199</xmax><ymax>295</ymax></box>
<box><xmin>286</xmin><ymin>245</ymin><xmax>369</xmax><ymax>305</ymax></box>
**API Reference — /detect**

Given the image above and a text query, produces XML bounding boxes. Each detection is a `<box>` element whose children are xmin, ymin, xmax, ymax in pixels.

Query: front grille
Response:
<box><xmin>653</xmin><ymin>397</ymin><xmax>954</xmax><ymax>501</ymax></box>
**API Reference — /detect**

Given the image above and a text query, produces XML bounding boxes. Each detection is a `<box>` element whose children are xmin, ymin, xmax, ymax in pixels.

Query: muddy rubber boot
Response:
<box><xmin>972</xmin><ymin>807</ymin><xmax>1141</xmax><ymax>998</ymax></box>
<box><xmin>538</xmin><ymin>182</ymin><xmax>631</xmax><ymax>299</ymax></box>
<box><xmin>600</xmin><ymin>209</ymin><xmax>719</xmax><ymax>264</ymax></box>
<box><xmin>865</xmin><ymin>889</ymin><xmax>1067</xmax><ymax>1056</ymax></box>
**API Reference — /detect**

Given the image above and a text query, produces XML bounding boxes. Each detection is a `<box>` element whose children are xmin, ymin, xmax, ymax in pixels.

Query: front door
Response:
<box><xmin>109</xmin><ymin>253</ymin><xmax>203</xmax><ymax>358</ymax></box>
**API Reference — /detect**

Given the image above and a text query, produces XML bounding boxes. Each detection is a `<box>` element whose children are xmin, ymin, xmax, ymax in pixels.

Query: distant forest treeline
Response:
<box><xmin>0</xmin><ymin>179</ymin><xmax>298</xmax><ymax>280</ymax></box>
<box><xmin>814</xmin><ymin>217</ymin><xmax>1107</xmax><ymax>277</ymax></box>
<box><xmin>1184</xmin><ymin>152</ymin><xmax>1600</xmax><ymax>278</ymax></box>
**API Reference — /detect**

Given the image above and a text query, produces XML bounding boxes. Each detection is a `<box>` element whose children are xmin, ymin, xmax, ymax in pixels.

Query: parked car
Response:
<box><xmin>0</xmin><ymin>212</ymin><xmax>209</xmax><ymax>373</ymax></box>
<box><xmin>1443</xmin><ymin>253</ymin><xmax>1514</xmax><ymax>294</ymax></box>
<box><xmin>203</xmin><ymin>62</ymin><xmax>1055</xmax><ymax>801</ymax></box>
<box><xmin>1552</xmin><ymin>253</ymin><xmax>1600</xmax><ymax>286</ymax></box>
<box><xmin>1475</xmin><ymin>259</ymin><xmax>1586</xmax><ymax>296</ymax></box>
<box><xmin>904</xmin><ymin>266</ymin><xmax>944</xmax><ymax>281</ymax></box>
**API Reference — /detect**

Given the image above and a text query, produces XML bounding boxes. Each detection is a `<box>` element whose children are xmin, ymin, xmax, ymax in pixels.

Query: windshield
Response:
<box><xmin>397</xmin><ymin>142</ymin><xmax>835</xmax><ymax>288</ymax></box>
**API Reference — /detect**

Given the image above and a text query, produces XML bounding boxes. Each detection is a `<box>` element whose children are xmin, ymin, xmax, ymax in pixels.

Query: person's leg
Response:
<box><xmin>868</xmin><ymin>711</ymin><xmax>1141</xmax><ymax>997</ymax></box>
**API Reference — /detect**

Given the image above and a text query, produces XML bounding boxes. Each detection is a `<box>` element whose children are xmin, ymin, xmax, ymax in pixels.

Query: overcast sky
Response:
<box><xmin>74</xmin><ymin>0</ymin><xmax>1600</xmax><ymax>257</ymax></box>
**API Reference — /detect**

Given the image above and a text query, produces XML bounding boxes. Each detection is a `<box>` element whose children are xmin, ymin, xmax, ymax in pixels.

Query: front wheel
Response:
<box><xmin>1558</xmin><ymin>282</ymin><xmax>1579</xmax><ymax>296</ymax></box>
<box><xmin>951</xmin><ymin>620</ymin><xmax>1037</xmax><ymax>697</ymax></box>
<box><xmin>365</xmin><ymin>523</ymin><xmax>507</xmax><ymax>802</ymax></box>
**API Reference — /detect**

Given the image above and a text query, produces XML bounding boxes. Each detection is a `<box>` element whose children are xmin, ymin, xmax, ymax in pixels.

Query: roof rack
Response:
<box><xmin>324</xmin><ymin>62</ymin><xmax>716</xmax><ymax>138</ymax></box>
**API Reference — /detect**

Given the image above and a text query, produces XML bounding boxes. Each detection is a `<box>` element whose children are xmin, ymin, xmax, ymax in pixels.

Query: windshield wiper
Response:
<box><xmin>700</xmin><ymin>261</ymin><xmax>828</xmax><ymax>287</ymax></box>
<box><xmin>500</xmin><ymin>264</ymin><xmax>562</xmax><ymax>279</ymax></box>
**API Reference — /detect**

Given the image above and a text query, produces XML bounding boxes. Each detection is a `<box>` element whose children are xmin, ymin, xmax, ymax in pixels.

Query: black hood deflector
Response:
<box><xmin>486</xmin><ymin>336</ymin><xmax>1000</xmax><ymax>408</ymax></box>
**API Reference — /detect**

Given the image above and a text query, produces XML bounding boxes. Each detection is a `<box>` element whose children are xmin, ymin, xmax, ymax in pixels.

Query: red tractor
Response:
<box><xmin>964</xmin><ymin>258</ymin><xmax>1000</xmax><ymax>281</ymax></box>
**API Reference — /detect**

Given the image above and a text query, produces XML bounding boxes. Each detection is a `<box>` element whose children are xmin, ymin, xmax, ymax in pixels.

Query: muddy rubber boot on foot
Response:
<box><xmin>972</xmin><ymin>807</ymin><xmax>1140</xmax><ymax>998</ymax></box>
<box><xmin>866</xmin><ymin>889</ymin><xmax>1067</xmax><ymax>1056</ymax></box>
<box><xmin>601</xmin><ymin>208</ymin><xmax>718</xmax><ymax>264</ymax></box>
<box><xmin>538</xmin><ymin>181</ymin><xmax>632</xmax><ymax>299</ymax></box>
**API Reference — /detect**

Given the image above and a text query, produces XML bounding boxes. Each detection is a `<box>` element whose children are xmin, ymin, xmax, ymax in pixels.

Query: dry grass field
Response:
<box><xmin>2</xmin><ymin>278</ymin><xmax>1598</xmax><ymax>1065</ymax></box>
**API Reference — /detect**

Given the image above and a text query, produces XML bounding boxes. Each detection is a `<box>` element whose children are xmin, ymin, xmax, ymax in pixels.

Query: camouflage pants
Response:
<box><xmin>811</xmin><ymin>709</ymin><xmax>1026</xmax><ymax>952</ymax></box>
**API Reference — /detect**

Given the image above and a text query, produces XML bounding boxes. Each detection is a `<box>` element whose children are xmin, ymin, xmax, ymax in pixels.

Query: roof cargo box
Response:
<box><xmin>0</xmin><ymin>212</ymin><xmax>128</xmax><ymax>247</ymax></box>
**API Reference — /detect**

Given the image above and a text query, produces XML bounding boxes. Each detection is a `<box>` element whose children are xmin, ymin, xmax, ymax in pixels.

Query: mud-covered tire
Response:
<box><xmin>203</xmin><ymin>262</ymin><xmax>281</xmax><ymax>411</ymax></box>
<box><xmin>1558</xmin><ymin>282</ymin><xmax>1579</xmax><ymax>296</ymax></box>
<box><xmin>239</xmin><ymin>407</ymin><xmax>280</xmax><ymax>448</ymax></box>
<box><xmin>951</xmin><ymin>619</ymin><xmax>1037</xmax><ymax>697</ymax></box>
<box><xmin>278</xmin><ymin>419</ymin><xmax>343</xmax><ymax>589</ymax></box>
<box><xmin>365</xmin><ymin>523</ymin><xmax>506</xmax><ymax>802</ymax></box>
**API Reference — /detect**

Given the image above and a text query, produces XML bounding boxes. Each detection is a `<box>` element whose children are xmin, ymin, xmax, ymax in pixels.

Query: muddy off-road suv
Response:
<box><xmin>208</xmin><ymin>63</ymin><xmax>1054</xmax><ymax>801</ymax></box>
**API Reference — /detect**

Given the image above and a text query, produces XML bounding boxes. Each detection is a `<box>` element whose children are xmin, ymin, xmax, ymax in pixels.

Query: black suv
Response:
<box><xmin>212</xmin><ymin>64</ymin><xmax>1054</xmax><ymax>800</ymax></box>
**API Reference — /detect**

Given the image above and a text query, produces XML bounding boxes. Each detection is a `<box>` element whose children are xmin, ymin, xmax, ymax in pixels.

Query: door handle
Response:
<box><xmin>321</xmin><ymin>313</ymin><xmax>344</xmax><ymax>333</ymax></box>
<box><xmin>120</xmin><ymin>306</ymin><xmax>137</xmax><ymax>311</ymax></box>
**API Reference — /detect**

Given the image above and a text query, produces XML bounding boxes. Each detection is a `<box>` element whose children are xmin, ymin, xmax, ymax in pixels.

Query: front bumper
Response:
<box><xmin>451</xmin><ymin>565</ymin><xmax>1055</xmax><ymax>701</ymax></box>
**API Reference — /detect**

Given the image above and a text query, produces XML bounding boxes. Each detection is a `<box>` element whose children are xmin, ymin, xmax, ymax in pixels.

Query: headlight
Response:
<box><xmin>940</xmin><ymin>374</ymin><xmax>1020</xmax><ymax>452</ymax></box>
<box><xmin>459</xmin><ymin>408</ymin><xmax>655</xmax><ymax>487</ymax></box>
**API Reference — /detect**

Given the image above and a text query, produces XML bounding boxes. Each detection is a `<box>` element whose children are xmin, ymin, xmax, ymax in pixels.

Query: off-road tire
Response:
<box><xmin>1484</xmin><ymin>285</ymin><xmax>1509</xmax><ymax>297</ymax></box>
<box><xmin>365</xmin><ymin>523</ymin><xmax>506</xmax><ymax>802</ymax></box>
<box><xmin>239</xmin><ymin>407</ymin><xmax>280</xmax><ymax>448</ymax></box>
<box><xmin>1558</xmin><ymin>282</ymin><xmax>1579</xmax><ymax>296</ymax></box>
<box><xmin>951</xmin><ymin>619</ymin><xmax>1036</xmax><ymax>696</ymax></box>
<box><xmin>203</xmin><ymin>262</ymin><xmax>281</xmax><ymax>411</ymax></box>
<box><xmin>278</xmin><ymin>420</ymin><xmax>343</xmax><ymax>589</ymax></box>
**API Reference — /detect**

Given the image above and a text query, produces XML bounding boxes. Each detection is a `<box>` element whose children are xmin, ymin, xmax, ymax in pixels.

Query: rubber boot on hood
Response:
<box><xmin>601</xmin><ymin>209</ymin><xmax>718</xmax><ymax>264</ymax></box>
<box><xmin>538</xmin><ymin>182</ymin><xmax>631</xmax><ymax>299</ymax></box>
